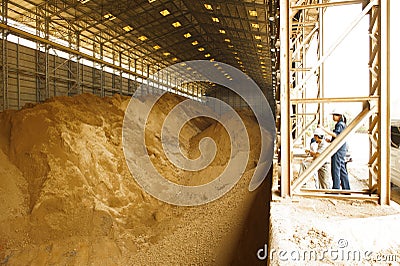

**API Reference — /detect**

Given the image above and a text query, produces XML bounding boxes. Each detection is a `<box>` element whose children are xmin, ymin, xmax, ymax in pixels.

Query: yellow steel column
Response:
<box><xmin>379</xmin><ymin>0</ymin><xmax>390</xmax><ymax>205</ymax></box>
<box><xmin>318</xmin><ymin>0</ymin><xmax>325</xmax><ymax>125</ymax></box>
<box><xmin>279</xmin><ymin>0</ymin><xmax>292</xmax><ymax>197</ymax></box>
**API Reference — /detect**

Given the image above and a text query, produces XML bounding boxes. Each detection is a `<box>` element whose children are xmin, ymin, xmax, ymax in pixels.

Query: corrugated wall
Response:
<box><xmin>1</xmin><ymin>40</ymin><xmax>274</xmax><ymax>117</ymax></box>
<box><xmin>1</xmin><ymin>40</ymin><xmax>139</xmax><ymax>110</ymax></box>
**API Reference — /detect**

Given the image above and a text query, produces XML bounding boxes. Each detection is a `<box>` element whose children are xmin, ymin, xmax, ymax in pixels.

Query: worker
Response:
<box><xmin>310</xmin><ymin>137</ymin><xmax>318</xmax><ymax>153</ymax></box>
<box><xmin>318</xmin><ymin>109</ymin><xmax>350</xmax><ymax>190</ymax></box>
<box><xmin>302</xmin><ymin>128</ymin><xmax>331</xmax><ymax>189</ymax></box>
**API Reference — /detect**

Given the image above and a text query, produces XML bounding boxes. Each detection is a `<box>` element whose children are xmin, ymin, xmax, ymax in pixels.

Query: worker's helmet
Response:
<box><xmin>330</xmin><ymin>108</ymin><xmax>344</xmax><ymax>116</ymax></box>
<box><xmin>313</xmin><ymin>128</ymin><xmax>325</xmax><ymax>138</ymax></box>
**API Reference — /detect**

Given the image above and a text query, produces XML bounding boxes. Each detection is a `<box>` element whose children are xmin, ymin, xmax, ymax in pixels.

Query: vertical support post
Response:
<box><xmin>174</xmin><ymin>77</ymin><xmax>177</xmax><ymax>94</ymax></box>
<box><xmin>112</xmin><ymin>49</ymin><xmax>116</xmax><ymax>93</ymax></box>
<box><xmin>1</xmin><ymin>32</ymin><xmax>8</xmax><ymax>111</ymax></box>
<box><xmin>100</xmin><ymin>43</ymin><xmax>104</xmax><ymax>97</ymax></box>
<box><xmin>17</xmin><ymin>38</ymin><xmax>20</xmax><ymax>109</ymax></box>
<box><xmin>140</xmin><ymin>59</ymin><xmax>144</xmax><ymax>79</ymax></box>
<box><xmin>68</xmin><ymin>26</ymin><xmax>74</xmax><ymax>96</ymax></box>
<box><xmin>157</xmin><ymin>64</ymin><xmax>160</xmax><ymax>90</ymax></box>
<box><xmin>134</xmin><ymin>58</ymin><xmax>137</xmax><ymax>94</ymax></box>
<box><xmin>318</xmin><ymin>0</ymin><xmax>325</xmax><ymax>125</ymax></box>
<box><xmin>1</xmin><ymin>34</ymin><xmax>7</xmax><ymax>111</ymax></box>
<box><xmin>119</xmin><ymin>51</ymin><xmax>123</xmax><ymax>94</ymax></box>
<box><xmin>166</xmin><ymin>72</ymin><xmax>169</xmax><ymax>90</ymax></box>
<box><xmin>53</xmin><ymin>51</ymin><xmax>56</xmax><ymax>96</ymax></box>
<box><xmin>94</xmin><ymin>42</ymin><xmax>99</xmax><ymax>95</ymax></box>
<box><xmin>127</xmin><ymin>58</ymin><xmax>131</xmax><ymax>94</ymax></box>
<box><xmin>368</xmin><ymin>3</ymin><xmax>377</xmax><ymax>192</ymax></box>
<box><xmin>379</xmin><ymin>0</ymin><xmax>390</xmax><ymax>205</ymax></box>
<box><xmin>279</xmin><ymin>0</ymin><xmax>291</xmax><ymax>197</ymax></box>
<box><xmin>76</xmin><ymin>32</ymin><xmax>82</xmax><ymax>95</ymax></box>
<box><xmin>300</xmin><ymin>20</ymin><xmax>306</xmax><ymax>145</ymax></box>
<box><xmin>35</xmin><ymin>5</ymin><xmax>49</xmax><ymax>102</ymax></box>
<box><xmin>367</xmin><ymin>0</ymin><xmax>389</xmax><ymax>204</ymax></box>
<box><xmin>45</xmin><ymin>43</ymin><xmax>49</xmax><ymax>99</ymax></box>
<box><xmin>1</xmin><ymin>0</ymin><xmax>8</xmax><ymax>111</ymax></box>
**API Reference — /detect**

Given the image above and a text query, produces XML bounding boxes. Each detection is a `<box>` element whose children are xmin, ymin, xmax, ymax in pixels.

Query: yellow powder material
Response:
<box><xmin>0</xmin><ymin>93</ymin><xmax>266</xmax><ymax>265</ymax></box>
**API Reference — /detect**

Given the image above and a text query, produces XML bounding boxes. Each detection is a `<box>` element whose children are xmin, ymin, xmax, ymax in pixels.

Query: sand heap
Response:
<box><xmin>0</xmin><ymin>93</ymin><xmax>267</xmax><ymax>265</ymax></box>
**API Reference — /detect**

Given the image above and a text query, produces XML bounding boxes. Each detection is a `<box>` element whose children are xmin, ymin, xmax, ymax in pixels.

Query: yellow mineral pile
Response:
<box><xmin>0</xmin><ymin>93</ymin><xmax>267</xmax><ymax>265</ymax></box>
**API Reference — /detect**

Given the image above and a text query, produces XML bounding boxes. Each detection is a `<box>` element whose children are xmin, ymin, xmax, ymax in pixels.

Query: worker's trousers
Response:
<box><xmin>331</xmin><ymin>146</ymin><xmax>350</xmax><ymax>190</ymax></box>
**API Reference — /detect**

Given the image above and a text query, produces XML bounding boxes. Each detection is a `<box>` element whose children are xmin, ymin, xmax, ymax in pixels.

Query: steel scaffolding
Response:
<box><xmin>276</xmin><ymin>0</ymin><xmax>391</xmax><ymax>204</ymax></box>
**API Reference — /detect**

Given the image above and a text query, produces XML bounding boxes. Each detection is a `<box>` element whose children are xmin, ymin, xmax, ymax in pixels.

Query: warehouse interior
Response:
<box><xmin>1</xmin><ymin>0</ymin><xmax>399</xmax><ymax>264</ymax></box>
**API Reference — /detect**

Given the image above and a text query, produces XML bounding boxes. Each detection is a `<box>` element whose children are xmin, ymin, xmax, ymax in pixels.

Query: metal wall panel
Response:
<box><xmin>1</xmin><ymin>40</ymin><xmax>144</xmax><ymax>110</ymax></box>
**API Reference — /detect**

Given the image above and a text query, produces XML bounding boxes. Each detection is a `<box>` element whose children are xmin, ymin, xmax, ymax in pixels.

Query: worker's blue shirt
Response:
<box><xmin>333</xmin><ymin>121</ymin><xmax>346</xmax><ymax>136</ymax></box>
<box><xmin>332</xmin><ymin>121</ymin><xmax>347</xmax><ymax>152</ymax></box>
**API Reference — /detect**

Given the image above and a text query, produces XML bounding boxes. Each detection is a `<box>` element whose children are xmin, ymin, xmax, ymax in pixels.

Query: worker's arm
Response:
<box><xmin>318</xmin><ymin>125</ymin><xmax>337</xmax><ymax>138</ymax></box>
<box><xmin>305</xmin><ymin>149</ymin><xmax>320</xmax><ymax>159</ymax></box>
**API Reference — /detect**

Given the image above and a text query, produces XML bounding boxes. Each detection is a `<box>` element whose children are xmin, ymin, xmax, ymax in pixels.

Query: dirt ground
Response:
<box><xmin>269</xmin><ymin>134</ymin><xmax>400</xmax><ymax>265</ymax></box>
<box><xmin>269</xmin><ymin>195</ymin><xmax>400</xmax><ymax>265</ymax></box>
<box><xmin>0</xmin><ymin>93</ymin><xmax>271</xmax><ymax>265</ymax></box>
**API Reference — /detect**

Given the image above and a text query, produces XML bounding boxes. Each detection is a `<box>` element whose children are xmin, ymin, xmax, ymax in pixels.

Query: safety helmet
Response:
<box><xmin>330</xmin><ymin>108</ymin><xmax>344</xmax><ymax>116</ymax></box>
<box><xmin>313</xmin><ymin>128</ymin><xmax>325</xmax><ymax>138</ymax></box>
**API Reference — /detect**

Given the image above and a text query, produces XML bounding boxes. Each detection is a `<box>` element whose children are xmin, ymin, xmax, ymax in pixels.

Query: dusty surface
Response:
<box><xmin>269</xmin><ymin>195</ymin><xmax>400</xmax><ymax>265</ymax></box>
<box><xmin>0</xmin><ymin>93</ymin><xmax>270</xmax><ymax>265</ymax></box>
<box><xmin>270</xmin><ymin>134</ymin><xmax>400</xmax><ymax>265</ymax></box>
